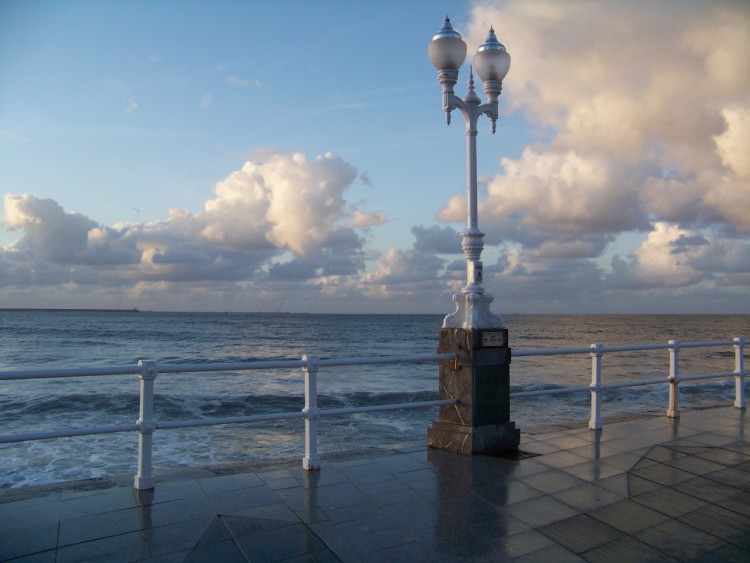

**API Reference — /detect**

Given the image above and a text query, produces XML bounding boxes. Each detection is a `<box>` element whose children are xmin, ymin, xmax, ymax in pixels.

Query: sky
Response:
<box><xmin>1</xmin><ymin>0</ymin><xmax>749</xmax><ymax>315</ymax></box>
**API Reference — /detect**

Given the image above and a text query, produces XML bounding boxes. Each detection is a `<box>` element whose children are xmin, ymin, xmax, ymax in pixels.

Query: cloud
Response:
<box><xmin>609</xmin><ymin>222</ymin><xmax>750</xmax><ymax>290</ymax></box>
<box><xmin>3</xmin><ymin>194</ymin><xmax>139</xmax><ymax>265</ymax></box>
<box><xmin>224</xmin><ymin>76</ymin><xmax>268</xmax><ymax>88</ymax></box>
<box><xmin>427</xmin><ymin>0</ymin><xmax>750</xmax><ymax>309</ymax></box>
<box><xmin>440</xmin><ymin>148</ymin><xmax>649</xmax><ymax>243</ymax></box>
<box><xmin>412</xmin><ymin>225</ymin><xmax>462</xmax><ymax>254</ymax></box>
<box><xmin>360</xmin><ymin>171</ymin><xmax>374</xmax><ymax>187</ymax></box>
<box><xmin>459</xmin><ymin>0</ymin><xmax>750</xmax><ymax>235</ymax></box>
<box><xmin>224</xmin><ymin>75</ymin><xmax>249</xmax><ymax>86</ymax></box>
<box><xmin>268</xmin><ymin>259</ymin><xmax>319</xmax><ymax>281</ymax></box>
<box><xmin>670</xmin><ymin>234</ymin><xmax>709</xmax><ymax>255</ymax></box>
<box><xmin>1</xmin><ymin>151</ymin><xmax>386</xmax><ymax>299</ymax></box>
<box><xmin>268</xmin><ymin>246</ymin><xmax>366</xmax><ymax>282</ymax></box>
<box><xmin>714</xmin><ymin>105</ymin><xmax>750</xmax><ymax>180</ymax></box>
<box><xmin>524</xmin><ymin>234</ymin><xmax>612</xmax><ymax>260</ymax></box>
<box><xmin>124</xmin><ymin>98</ymin><xmax>138</xmax><ymax>114</ymax></box>
<box><xmin>2</xmin><ymin>2</ymin><xmax>748</xmax><ymax>314</ymax></box>
<box><xmin>363</xmin><ymin>248</ymin><xmax>446</xmax><ymax>286</ymax></box>
<box><xmin>611</xmin><ymin>223</ymin><xmax>710</xmax><ymax>288</ymax></box>
<box><xmin>183</xmin><ymin>152</ymin><xmax>361</xmax><ymax>257</ymax></box>
<box><xmin>349</xmin><ymin>209</ymin><xmax>386</xmax><ymax>229</ymax></box>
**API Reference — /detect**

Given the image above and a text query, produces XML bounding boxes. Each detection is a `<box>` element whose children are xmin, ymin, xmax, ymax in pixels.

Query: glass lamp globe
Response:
<box><xmin>428</xmin><ymin>16</ymin><xmax>467</xmax><ymax>71</ymax></box>
<box><xmin>473</xmin><ymin>27</ymin><xmax>510</xmax><ymax>81</ymax></box>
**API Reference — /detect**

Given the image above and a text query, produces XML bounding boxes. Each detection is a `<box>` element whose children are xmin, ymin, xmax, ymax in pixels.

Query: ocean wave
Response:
<box><xmin>2</xmin><ymin>311</ymin><xmax>746</xmax><ymax>488</ymax></box>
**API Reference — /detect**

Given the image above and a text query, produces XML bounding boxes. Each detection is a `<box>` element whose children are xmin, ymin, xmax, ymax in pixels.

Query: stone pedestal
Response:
<box><xmin>428</xmin><ymin>328</ymin><xmax>520</xmax><ymax>455</ymax></box>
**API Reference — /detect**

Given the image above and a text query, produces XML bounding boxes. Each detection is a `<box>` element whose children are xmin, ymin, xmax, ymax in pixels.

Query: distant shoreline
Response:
<box><xmin>0</xmin><ymin>308</ymin><xmax>142</xmax><ymax>313</ymax></box>
<box><xmin>0</xmin><ymin>309</ymin><xmax>746</xmax><ymax>316</ymax></box>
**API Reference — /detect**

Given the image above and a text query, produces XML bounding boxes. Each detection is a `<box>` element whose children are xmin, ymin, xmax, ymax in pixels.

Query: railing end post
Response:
<box><xmin>734</xmin><ymin>337</ymin><xmax>746</xmax><ymax>410</ymax></box>
<box><xmin>302</xmin><ymin>354</ymin><xmax>321</xmax><ymax>471</ymax></box>
<box><xmin>667</xmin><ymin>340</ymin><xmax>680</xmax><ymax>418</ymax></box>
<box><xmin>134</xmin><ymin>474</ymin><xmax>155</xmax><ymax>490</ymax></box>
<box><xmin>588</xmin><ymin>418</ymin><xmax>603</xmax><ymax>430</ymax></box>
<box><xmin>303</xmin><ymin>456</ymin><xmax>321</xmax><ymax>471</ymax></box>
<box><xmin>135</xmin><ymin>359</ymin><xmax>157</xmax><ymax>491</ymax></box>
<box><xmin>589</xmin><ymin>343</ymin><xmax>603</xmax><ymax>430</ymax></box>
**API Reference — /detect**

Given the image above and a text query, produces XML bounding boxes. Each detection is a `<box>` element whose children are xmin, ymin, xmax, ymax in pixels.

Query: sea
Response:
<box><xmin>1</xmin><ymin>311</ymin><xmax>748</xmax><ymax>488</ymax></box>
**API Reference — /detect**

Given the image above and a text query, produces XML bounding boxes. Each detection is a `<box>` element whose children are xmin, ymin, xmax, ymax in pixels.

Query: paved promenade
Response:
<box><xmin>1</xmin><ymin>405</ymin><xmax>749</xmax><ymax>562</ymax></box>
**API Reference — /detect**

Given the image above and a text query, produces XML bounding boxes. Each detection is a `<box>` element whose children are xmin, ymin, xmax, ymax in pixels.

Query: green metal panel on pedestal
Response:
<box><xmin>473</xmin><ymin>365</ymin><xmax>510</xmax><ymax>426</ymax></box>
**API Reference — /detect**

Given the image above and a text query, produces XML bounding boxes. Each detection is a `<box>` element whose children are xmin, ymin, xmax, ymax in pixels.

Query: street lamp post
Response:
<box><xmin>427</xmin><ymin>17</ymin><xmax>519</xmax><ymax>456</ymax></box>
<box><xmin>429</xmin><ymin>16</ymin><xmax>510</xmax><ymax>330</ymax></box>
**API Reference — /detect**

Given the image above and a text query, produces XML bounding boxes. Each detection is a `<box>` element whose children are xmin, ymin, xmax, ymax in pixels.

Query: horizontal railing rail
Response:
<box><xmin>0</xmin><ymin>352</ymin><xmax>458</xmax><ymax>489</ymax></box>
<box><xmin>0</xmin><ymin>352</ymin><xmax>455</xmax><ymax>381</ymax></box>
<box><xmin>0</xmin><ymin>338</ymin><xmax>746</xmax><ymax>490</ymax></box>
<box><xmin>512</xmin><ymin>338</ymin><xmax>746</xmax><ymax>431</ymax></box>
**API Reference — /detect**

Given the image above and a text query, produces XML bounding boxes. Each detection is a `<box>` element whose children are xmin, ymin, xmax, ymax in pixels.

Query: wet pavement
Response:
<box><xmin>1</xmin><ymin>405</ymin><xmax>749</xmax><ymax>562</ymax></box>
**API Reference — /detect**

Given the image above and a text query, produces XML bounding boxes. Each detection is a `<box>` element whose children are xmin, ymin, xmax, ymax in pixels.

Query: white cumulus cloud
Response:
<box><xmin>1</xmin><ymin>151</ymin><xmax>386</xmax><ymax>303</ymax></box>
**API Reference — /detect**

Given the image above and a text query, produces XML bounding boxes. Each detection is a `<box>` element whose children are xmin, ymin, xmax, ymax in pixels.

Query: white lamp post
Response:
<box><xmin>429</xmin><ymin>16</ymin><xmax>511</xmax><ymax>330</ymax></box>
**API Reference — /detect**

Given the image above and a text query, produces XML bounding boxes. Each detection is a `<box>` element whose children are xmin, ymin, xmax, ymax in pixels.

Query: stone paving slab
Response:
<box><xmin>1</xmin><ymin>406</ymin><xmax>749</xmax><ymax>562</ymax></box>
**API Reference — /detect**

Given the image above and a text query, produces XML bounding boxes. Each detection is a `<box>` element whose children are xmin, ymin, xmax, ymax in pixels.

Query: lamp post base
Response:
<box><xmin>443</xmin><ymin>291</ymin><xmax>504</xmax><ymax>330</ymax></box>
<box><xmin>428</xmin><ymin>327</ymin><xmax>520</xmax><ymax>455</ymax></box>
<box><xmin>428</xmin><ymin>421</ymin><xmax>520</xmax><ymax>455</ymax></box>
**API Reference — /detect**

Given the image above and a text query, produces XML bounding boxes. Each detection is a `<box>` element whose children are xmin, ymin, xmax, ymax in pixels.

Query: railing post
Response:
<box><xmin>589</xmin><ymin>343</ymin><xmax>603</xmax><ymax>430</ymax></box>
<box><xmin>134</xmin><ymin>360</ymin><xmax>157</xmax><ymax>490</ymax></box>
<box><xmin>735</xmin><ymin>337</ymin><xmax>746</xmax><ymax>410</ymax></box>
<box><xmin>302</xmin><ymin>355</ymin><xmax>321</xmax><ymax>470</ymax></box>
<box><xmin>667</xmin><ymin>340</ymin><xmax>680</xmax><ymax>418</ymax></box>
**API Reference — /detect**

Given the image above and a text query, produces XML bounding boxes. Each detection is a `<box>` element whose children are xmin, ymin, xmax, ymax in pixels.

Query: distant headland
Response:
<box><xmin>0</xmin><ymin>308</ymin><xmax>141</xmax><ymax>313</ymax></box>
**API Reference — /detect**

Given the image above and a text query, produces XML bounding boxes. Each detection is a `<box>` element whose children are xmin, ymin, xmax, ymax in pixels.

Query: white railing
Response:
<box><xmin>0</xmin><ymin>338</ymin><xmax>746</xmax><ymax>490</ymax></box>
<box><xmin>0</xmin><ymin>353</ymin><xmax>457</xmax><ymax>489</ymax></box>
<box><xmin>512</xmin><ymin>337</ymin><xmax>747</xmax><ymax>430</ymax></box>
